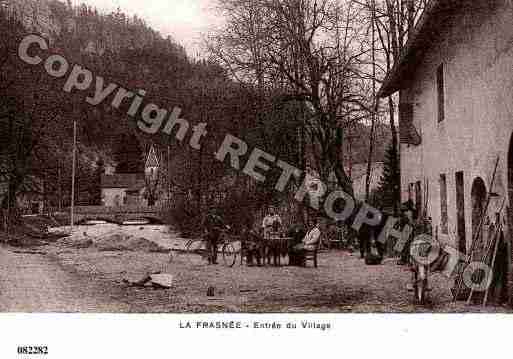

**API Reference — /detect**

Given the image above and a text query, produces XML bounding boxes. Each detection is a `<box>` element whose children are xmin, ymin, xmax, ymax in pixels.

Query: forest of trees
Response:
<box><xmin>0</xmin><ymin>0</ymin><xmax>428</xmax><ymax>228</ymax></box>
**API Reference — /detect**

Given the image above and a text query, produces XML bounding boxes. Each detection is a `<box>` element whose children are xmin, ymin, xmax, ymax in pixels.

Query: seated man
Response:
<box><xmin>287</xmin><ymin>224</ymin><xmax>306</xmax><ymax>266</ymax></box>
<box><xmin>289</xmin><ymin>218</ymin><xmax>322</xmax><ymax>265</ymax></box>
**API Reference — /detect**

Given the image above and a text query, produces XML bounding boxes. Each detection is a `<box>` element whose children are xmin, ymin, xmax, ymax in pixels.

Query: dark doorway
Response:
<box><xmin>415</xmin><ymin>181</ymin><xmax>422</xmax><ymax>219</ymax></box>
<box><xmin>509</xmin><ymin>134</ymin><xmax>513</xmax><ymax>233</ymax></box>
<box><xmin>508</xmin><ymin>133</ymin><xmax>513</xmax><ymax>257</ymax></box>
<box><xmin>471</xmin><ymin>177</ymin><xmax>487</xmax><ymax>244</ymax></box>
<box><xmin>456</xmin><ymin>171</ymin><xmax>466</xmax><ymax>254</ymax></box>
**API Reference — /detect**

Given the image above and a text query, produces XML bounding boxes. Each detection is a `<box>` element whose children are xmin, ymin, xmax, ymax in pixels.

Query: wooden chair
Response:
<box><xmin>303</xmin><ymin>238</ymin><xmax>321</xmax><ymax>268</ymax></box>
<box><xmin>326</xmin><ymin>226</ymin><xmax>345</xmax><ymax>250</ymax></box>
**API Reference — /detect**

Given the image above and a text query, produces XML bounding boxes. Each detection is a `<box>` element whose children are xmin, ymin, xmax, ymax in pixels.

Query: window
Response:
<box><xmin>437</xmin><ymin>64</ymin><xmax>445</xmax><ymax>122</ymax></box>
<box><xmin>455</xmin><ymin>171</ymin><xmax>466</xmax><ymax>253</ymax></box>
<box><xmin>440</xmin><ymin>174</ymin><xmax>448</xmax><ymax>234</ymax></box>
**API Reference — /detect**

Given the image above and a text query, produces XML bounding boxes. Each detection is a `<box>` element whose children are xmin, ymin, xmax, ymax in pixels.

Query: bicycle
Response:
<box><xmin>408</xmin><ymin>231</ymin><xmax>450</xmax><ymax>305</ymax></box>
<box><xmin>170</xmin><ymin>227</ymin><xmax>240</xmax><ymax>266</ymax></box>
<box><xmin>219</xmin><ymin>229</ymin><xmax>239</xmax><ymax>267</ymax></box>
<box><xmin>408</xmin><ymin>239</ymin><xmax>430</xmax><ymax>305</ymax></box>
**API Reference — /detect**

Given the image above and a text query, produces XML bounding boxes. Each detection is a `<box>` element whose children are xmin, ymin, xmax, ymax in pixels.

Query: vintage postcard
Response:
<box><xmin>0</xmin><ymin>0</ymin><xmax>512</xmax><ymax>357</ymax></box>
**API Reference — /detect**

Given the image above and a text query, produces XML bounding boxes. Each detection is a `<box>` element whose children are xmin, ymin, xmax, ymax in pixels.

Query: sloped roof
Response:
<box><xmin>379</xmin><ymin>0</ymin><xmax>465</xmax><ymax>97</ymax></box>
<box><xmin>145</xmin><ymin>145</ymin><xmax>160</xmax><ymax>168</ymax></box>
<box><xmin>101</xmin><ymin>173</ymin><xmax>145</xmax><ymax>189</ymax></box>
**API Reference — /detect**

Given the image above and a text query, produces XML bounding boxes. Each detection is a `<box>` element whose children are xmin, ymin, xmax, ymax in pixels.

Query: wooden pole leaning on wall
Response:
<box><xmin>70</xmin><ymin>119</ymin><xmax>77</xmax><ymax>234</ymax></box>
<box><xmin>453</xmin><ymin>156</ymin><xmax>500</xmax><ymax>302</ymax></box>
<box><xmin>479</xmin><ymin>199</ymin><xmax>506</xmax><ymax>306</ymax></box>
<box><xmin>482</xmin><ymin>223</ymin><xmax>501</xmax><ymax>307</ymax></box>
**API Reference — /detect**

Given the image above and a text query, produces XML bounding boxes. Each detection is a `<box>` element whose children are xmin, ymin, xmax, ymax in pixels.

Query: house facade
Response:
<box><xmin>101</xmin><ymin>144</ymin><xmax>163</xmax><ymax>207</ymax></box>
<box><xmin>347</xmin><ymin>162</ymin><xmax>384</xmax><ymax>201</ymax></box>
<box><xmin>379</xmin><ymin>0</ymin><xmax>513</xmax><ymax>299</ymax></box>
<box><xmin>101</xmin><ymin>173</ymin><xmax>146</xmax><ymax>207</ymax></box>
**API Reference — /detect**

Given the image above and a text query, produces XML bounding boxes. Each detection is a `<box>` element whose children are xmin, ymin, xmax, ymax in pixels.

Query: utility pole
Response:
<box><xmin>167</xmin><ymin>144</ymin><xmax>171</xmax><ymax>207</ymax></box>
<box><xmin>58</xmin><ymin>158</ymin><xmax>62</xmax><ymax>212</ymax></box>
<box><xmin>70</xmin><ymin>119</ymin><xmax>77</xmax><ymax>233</ymax></box>
<box><xmin>6</xmin><ymin>171</ymin><xmax>10</xmax><ymax>242</ymax></box>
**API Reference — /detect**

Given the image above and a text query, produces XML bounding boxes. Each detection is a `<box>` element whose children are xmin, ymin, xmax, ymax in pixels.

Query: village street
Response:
<box><xmin>0</xmin><ymin>245</ymin><xmax>138</xmax><ymax>312</ymax></box>
<box><xmin>1</xmin><ymin>225</ymin><xmax>511</xmax><ymax>313</ymax></box>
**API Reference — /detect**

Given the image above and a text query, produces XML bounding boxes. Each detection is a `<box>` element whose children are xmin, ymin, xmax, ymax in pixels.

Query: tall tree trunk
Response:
<box><xmin>407</xmin><ymin>0</ymin><xmax>415</xmax><ymax>34</ymax></box>
<box><xmin>333</xmin><ymin>126</ymin><xmax>353</xmax><ymax>197</ymax></box>
<box><xmin>365</xmin><ymin>0</ymin><xmax>377</xmax><ymax>202</ymax></box>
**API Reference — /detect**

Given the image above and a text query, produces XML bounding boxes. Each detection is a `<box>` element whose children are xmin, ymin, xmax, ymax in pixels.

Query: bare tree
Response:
<box><xmin>362</xmin><ymin>0</ymin><xmax>428</xmax><ymax>213</ymax></box>
<box><xmin>208</xmin><ymin>0</ymin><xmax>375</xmax><ymax>196</ymax></box>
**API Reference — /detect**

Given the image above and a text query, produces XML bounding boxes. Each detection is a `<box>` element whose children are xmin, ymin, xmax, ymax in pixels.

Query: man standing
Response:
<box><xmin>202</xmin><ymin>209</ymin><xmax>225</xmax><ymax>265</ymax></box>
<box><xmin>262</xmin><ymin>206</ymin><xmax>282</xmax><ymax>239</ymax></box>
<box><xmin>262</xmin><ymin>206</ymin><xmax>282</xmax><ymax>264</ymax></box>
<box><xmin>397</xmin><ymin>201</ymin><xmax>415</xmax><ymax>265</ymax></box>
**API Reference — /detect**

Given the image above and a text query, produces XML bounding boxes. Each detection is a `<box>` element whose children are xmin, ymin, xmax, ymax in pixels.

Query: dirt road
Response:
<box><xmin>1</xmin><ymin>237</ymin><xmax>511</xmax><ymax>313</ymax></box>
<box><xmin>0</xmin><ymin>245</ymin><xmax>135</xmax><ymax>312</ymax></box>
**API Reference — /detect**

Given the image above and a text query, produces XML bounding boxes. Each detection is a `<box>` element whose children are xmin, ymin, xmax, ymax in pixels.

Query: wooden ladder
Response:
<box><xmin>452</xmin><ymin>157</ymin><xmax>500</xmax><ymax>302</ymax></box>
<box><xmin>466</xmin><ymin>218</ymin><xmax>503</xmax><ymax>306</ymax></box>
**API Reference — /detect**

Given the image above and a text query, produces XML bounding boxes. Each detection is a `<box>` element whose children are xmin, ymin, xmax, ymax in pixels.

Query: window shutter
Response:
<box><xmin>399</xmin><ymin>103</ymin><xmax>422</xmax><ymax>145</ymax></box>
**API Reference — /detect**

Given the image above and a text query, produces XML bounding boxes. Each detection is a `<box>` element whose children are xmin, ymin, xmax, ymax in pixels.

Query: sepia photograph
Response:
<box><xmin>1</xmin><ymin>0</ymin><xmax>513</xmax><ymax>356</ymax></box>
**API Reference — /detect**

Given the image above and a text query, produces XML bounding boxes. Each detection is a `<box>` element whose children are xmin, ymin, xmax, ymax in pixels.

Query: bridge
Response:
<box><xmin>67</xmin><ymin>205</ymin><xmax>167</xmax><ymax>224</ymax></box>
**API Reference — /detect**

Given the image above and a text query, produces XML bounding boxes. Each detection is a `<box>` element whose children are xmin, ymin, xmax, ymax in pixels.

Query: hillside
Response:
<box><xmin>0</xmin><ymin>0</ymin><xmax>392</xmax><ymax>213</ymax></box>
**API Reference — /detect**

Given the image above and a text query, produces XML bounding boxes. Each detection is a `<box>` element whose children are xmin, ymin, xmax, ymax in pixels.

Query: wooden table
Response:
<box><xmin>265</xmin><ymin>235</ymin><xmax>292</xmax><ymax>266</ymax></box>
<box><xmin>240</xmin><ymin>235</ymin><xmax>292</xmax><ymax>266</ymax></box>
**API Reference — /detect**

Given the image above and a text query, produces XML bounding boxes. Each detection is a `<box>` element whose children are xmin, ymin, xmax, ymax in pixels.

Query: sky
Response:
<box><xmin>72</xmin><ymin>0</ymin><xmax>221</xmax><ymax>56</ymax></box>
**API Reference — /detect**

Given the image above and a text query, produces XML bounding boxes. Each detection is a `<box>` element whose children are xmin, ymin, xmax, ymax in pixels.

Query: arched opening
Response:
<box><xmin>471</xmin><ymin>177</ymin><xmax>487</xmax><ymax>244</ymax></box>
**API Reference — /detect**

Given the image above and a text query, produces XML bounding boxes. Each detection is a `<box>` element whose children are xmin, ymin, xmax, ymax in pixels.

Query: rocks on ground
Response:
<box><xmin>60</xmin><ymin>231</ymin><xmax>170</xmax><ymax>253</ymax></box>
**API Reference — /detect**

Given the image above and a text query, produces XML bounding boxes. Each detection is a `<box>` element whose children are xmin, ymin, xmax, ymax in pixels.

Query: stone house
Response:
<box><xmin>379</xmin><ymin>0</ymin><xmax>513</xmax><ymax>300</ymax></box>
<box><xmin>100</xmin><ymin>173</ymin><xmax>146</xmax><ymax>207</ymax></box>
<box><xmin>101</xmin><ymin>144</ymin><xmax>163</xmax><ymax>207</ymax></box>
<box><xmin>347</xmin><ymin>162</ymin><xmax>384</xmax><ymax>201</ymax></box>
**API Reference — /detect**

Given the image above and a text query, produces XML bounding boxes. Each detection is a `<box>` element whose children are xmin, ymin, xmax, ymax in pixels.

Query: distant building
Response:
<box><xmin>101</xmin><ymin>144</ymin><xmax>161</xmax><ymax>207</ymax></box>
<box><xmin>346</xmin><ymin>162</ymin><xmax>384</xmax><ymax>201</ymax></box>
<box><xmin>144</xmin><ymin>145</ymin><xmax>160</xmax><ymax>181</ymax></box>
<box><xmin>100</xmin><ymin>173</ymin><xmax>146</xmax><ymax>207</ymax></box>
<box><xmin>0</xmin><ymin>173</ymin><xmax>44</xmax><ymax>214</ymax></box>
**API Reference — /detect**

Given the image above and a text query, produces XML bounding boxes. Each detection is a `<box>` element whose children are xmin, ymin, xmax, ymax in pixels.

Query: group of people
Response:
<box><xmin>249</xmin><ymin>207</ymin><xmax>323</xmax><ymax>266</ymax></box>
<box><xmin>201</xmin><ymin>206</ymin><xmax>323</xmax><ymax>267</ymax></box>
<box><xmin>357</xmin><ymin>200</ymin><xmax>421</xmax><ymax>266</ymax></box>
<box><xmin>246</xmin><ymin>207</ymin><xmax>323</xmax><ymax>267</ymax></box>
<box><xmin>201</xmin><ymin>201</ymin><xmax>422</xmax><ymax>268</ymax></box>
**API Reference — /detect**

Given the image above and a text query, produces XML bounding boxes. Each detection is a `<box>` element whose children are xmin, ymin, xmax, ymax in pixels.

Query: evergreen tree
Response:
<box><xmin>114</xmin><ymin>133</ymin><xmax>144</xmax><ymax>173</ymax></box>
<box><xmin>372</xmin><ymin>142</ymin><xmax>400</xmax><ymax>214</ymax></box>
<box><xmin>91</xmin><ymin>158</ymin><xmax>104</xmax><ymax>205</ymax></box>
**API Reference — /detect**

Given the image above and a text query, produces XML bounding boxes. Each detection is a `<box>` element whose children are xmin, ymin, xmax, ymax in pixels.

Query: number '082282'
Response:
<box><xmin>17</xmin><ymin>346</ymin><xmax>48</xmax><ymax>355</ymax></box>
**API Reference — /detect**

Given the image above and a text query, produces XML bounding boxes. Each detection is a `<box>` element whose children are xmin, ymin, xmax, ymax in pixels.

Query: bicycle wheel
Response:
<box><xmin>186</xmin><ymin>239</ymin><xmax>209</xmax><ymax>265</ymax></box>
<box><xmin>222</xmin><ymin>242</ymin><xmax>237</xmax><ymax>267</ymax></box>
<box><xmin>415</xmin><ymin>279</ymin><xmax>427</xmax><ymax>305</ymax></box>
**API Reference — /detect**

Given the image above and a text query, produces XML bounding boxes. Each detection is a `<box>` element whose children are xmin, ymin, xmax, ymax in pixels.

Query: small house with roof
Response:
<box><xmin>101</xmin><ymin>144</ymin><xmax>161</xmax><ymax>207</ymax></box>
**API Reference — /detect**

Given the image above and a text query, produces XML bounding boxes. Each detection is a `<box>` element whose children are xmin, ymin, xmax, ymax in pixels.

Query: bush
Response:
<box><xmin>164</xmin><ymin>196</ymin><xmax>201</xmax><ymax>237</ymax></box>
